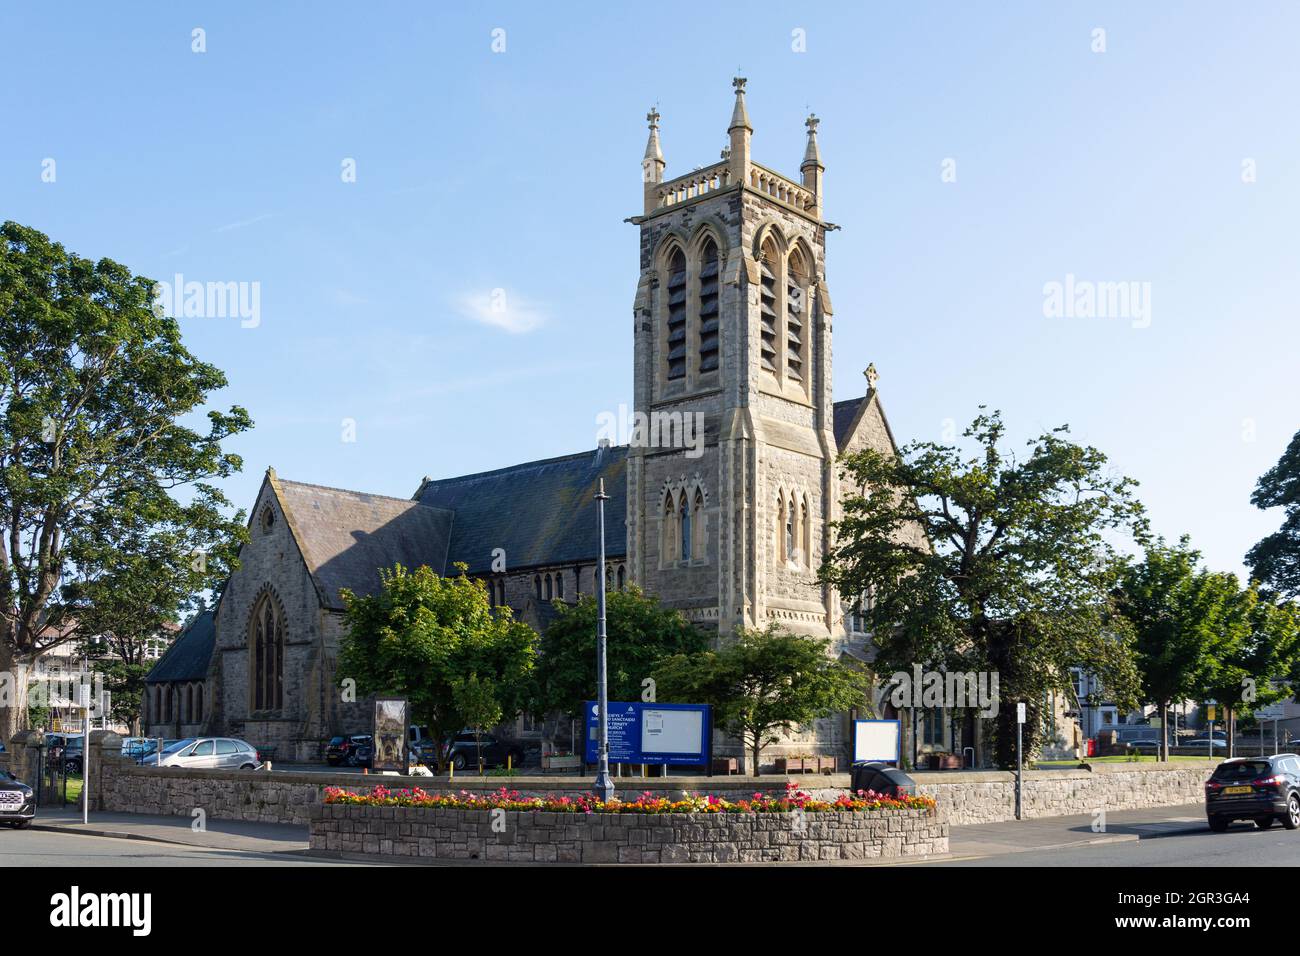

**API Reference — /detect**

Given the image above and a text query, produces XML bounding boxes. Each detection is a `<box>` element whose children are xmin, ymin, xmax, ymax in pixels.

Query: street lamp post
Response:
<box><xmin>592</xmin><ymin>478</ymin><xmax>616</xmax><ymax>804</ymax></box>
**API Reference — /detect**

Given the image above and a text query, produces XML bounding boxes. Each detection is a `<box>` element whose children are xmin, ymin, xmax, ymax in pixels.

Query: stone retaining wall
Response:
<box><xmin>309</xmin><ymin>803</ymin><xmax>947</xmax><ymax>863</ymax></box>
<box><xmin>94</xmin><ymin>743</ymin><xmax>846</xmax><ymax>827</ymax></box>
<box><xmin>913</xmin><ymin>761</ymin><xmax>1217</xmax><ymax>825</ymax></box>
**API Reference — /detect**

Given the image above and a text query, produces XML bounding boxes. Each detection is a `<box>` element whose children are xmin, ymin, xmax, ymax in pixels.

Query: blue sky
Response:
<box><xmin>2</xmin><ymin>1</ymin><xmax>1296</xmax><ymax>580</ymax></box>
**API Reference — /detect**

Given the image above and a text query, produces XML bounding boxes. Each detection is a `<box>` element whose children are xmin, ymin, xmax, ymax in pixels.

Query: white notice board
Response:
<box><xmin>641</xmin><ymin>707</ymin><xmax>704</xmax><ymax>755</ymax></box>
<box><xmin>853</xmin><ymin>719</ymin><xmax>901</xmax><ymax>763</ymax></box>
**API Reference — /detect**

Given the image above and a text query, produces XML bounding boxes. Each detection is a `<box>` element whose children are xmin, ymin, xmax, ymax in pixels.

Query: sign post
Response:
<box><xmin>1015</xmin><ymin>701</ymin><xmax>1026</xmax><ymax>821</ymax></box>
<box><xmin>592</xmin><ymin>479</ymin><xmax>615</xmax><ymax>803</ymax></box>
<box><xmin>78</xmin><ymin>683</ymin><xmax>91</xmax><ymax>825</ymax></box>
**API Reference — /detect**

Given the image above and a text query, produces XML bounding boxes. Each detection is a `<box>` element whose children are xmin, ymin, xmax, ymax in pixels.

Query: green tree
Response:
<box><xmin>653</xmin><ymin>625</ymin><xmax>869</xmax><ymax>775</ymax></box>
<box><xmin>1115</xmin><ymin>538</ymin><xmax>1239</xmax><ymax>760</ymax></box>
<box><xmin>452</xmin><ymin>673</ymin><xmax>503</xmax><ymax>773</ymax></box>
<box><xmin>0</xmin><ymin>222</ymin><xmax>251</xmax><ymax>740</ymax></box>
<box><xmin>531</xmin><ymin>586</ymin><xmax>707</xmax><ymax>718</ymax></box>
<box><xmin>1247</xmin><ymin>429</ymin><xmax>1300</xmax><ymax>600</ymax></box>
<box><xmin>819</xmin><ymin>409</ymin><xmax>1144</xmax><ymax>768</ymax></box>
<box><xmin>338</xmin><ymin>564</ymin><xmax>536</xmax><ymax>771</ymax></box>
<box><xmin>1200</xmin><ymin>582</ymin><xmax>1300</xmax><ymax>757</ymax></box>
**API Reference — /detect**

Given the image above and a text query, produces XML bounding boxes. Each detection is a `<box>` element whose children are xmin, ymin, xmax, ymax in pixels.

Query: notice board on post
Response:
<box><xmin>584</xmin><ymin>701</ymin><xmax>710</xmax><ymax>765</ymax></box>
<box><xmin>852</xmin><ymin>719</ymin><xmax>901</xmax><ymax>764</ymax></box>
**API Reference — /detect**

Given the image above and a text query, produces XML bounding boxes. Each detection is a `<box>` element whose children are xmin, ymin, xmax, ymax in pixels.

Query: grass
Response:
<box><xmin>1033</xmin><ymin>755</ymin><xmax>1215</xmax><ymax>768</ymax></box>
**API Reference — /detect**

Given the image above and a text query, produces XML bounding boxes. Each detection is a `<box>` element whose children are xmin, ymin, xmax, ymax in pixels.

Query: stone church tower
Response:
<box><xmin>627</xmin><ymin>79</ymin><xmax>843</xmax><ymax>643</ymax></box>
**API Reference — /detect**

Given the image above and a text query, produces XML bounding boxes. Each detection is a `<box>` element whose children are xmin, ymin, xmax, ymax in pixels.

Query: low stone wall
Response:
<box><xmin>95</xmin><ymin>743</ymin><xmax>848</xmax><ymax>827</ymax></box>
<box><xmin>913</xmin><ymin>761</ymin><xmax>1218</xmax><ymax>825</ymax></box>
<box><xmin>309</xmin><ymin>803</ymin><xmax>947</xmax><ymax>863</ymax></box>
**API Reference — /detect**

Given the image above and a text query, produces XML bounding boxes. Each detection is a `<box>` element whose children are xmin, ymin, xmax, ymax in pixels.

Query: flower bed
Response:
<box><xmin>323</xmin><ymin>781</ymin><xmax>936</xmax><ymax>814</ymax></box>
<box><xmin>312</xmin><ymin>782</ymin><xmax>946</xmax><ymax>863</ymax></box>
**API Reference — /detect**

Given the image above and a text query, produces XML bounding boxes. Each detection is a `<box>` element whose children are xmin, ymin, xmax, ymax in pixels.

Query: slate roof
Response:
<box><xmin>272</xmin><ymin>477</ymin><xmax>454</xmax><ymax>610</ymax></box>
<box><xmin>832</xmin><ymin>395</ymin><xmax>866</xmax><ymax>450</ymax></box>
<box><xmin>146</xmin><ymin>609</ymin><xmax>215</xmax><ymax>684</ymax></box>
<box><xmin>416</xmin><ymin>445</ymin><xmax>628</xmax><ymax>575</ymax></box>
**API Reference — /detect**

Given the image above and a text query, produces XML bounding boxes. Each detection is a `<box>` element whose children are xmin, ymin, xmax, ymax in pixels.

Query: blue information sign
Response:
<box><xmin>584</xmin><ymin>700</ymin><xmax>711</xmax><ymax>765</ymax></box>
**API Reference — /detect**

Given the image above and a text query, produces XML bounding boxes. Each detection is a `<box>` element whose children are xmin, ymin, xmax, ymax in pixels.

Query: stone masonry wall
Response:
<box><xmin>309</xmin><ymin>804</ymin><xmax>947</xmax><ymax>863</ymax></box>
<box><xmin>913</xmin><ymin>761</ymin><xmax>1217</xmax><ymax>825</ymax></box>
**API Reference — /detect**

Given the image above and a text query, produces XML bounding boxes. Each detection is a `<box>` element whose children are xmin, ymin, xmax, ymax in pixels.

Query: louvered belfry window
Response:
<box><xmin>759</xmin><ymin>244</ymin><xmax>778</xmax><ymax>374</ymax></box>
<box><xmin>787</xmin><ymin>250</ymin><xmax>806</xmax><ymax>382</ymax></box>
<box><xmin>666</xmin><ymin>248</ymin><xmax>687</xmax><ymax>381</ymax></box>
<box><xmin>697</xmin><ymin>239</ymin><xmax>720</xmax><ymax>374</ymax></box>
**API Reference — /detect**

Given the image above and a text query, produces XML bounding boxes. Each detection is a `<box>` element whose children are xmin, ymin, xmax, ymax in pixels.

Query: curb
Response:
<box><xmin>29</xmin><ymin>820</ymin><xmax>312</xmax><ymax>855</ymax></box>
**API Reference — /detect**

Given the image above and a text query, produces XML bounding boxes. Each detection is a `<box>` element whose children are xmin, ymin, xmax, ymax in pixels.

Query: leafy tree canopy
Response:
<box><xmin>1247</xmin><ymin>428</ymin><xmax>1300</xmax><ymax>599</ymax></box>
<box><xmin>819</xmin><ymin>409</ymin><xmax>1145</xmax><ymax>768</ymax></box>
<box><xmin>0</xmin><ymin>221</ymin><xmax>251</xmax><ymax>738</ymax></box>
<box><xmin>653</xmin><ymin>625</ymin><xmax>869</xmax><ymax>774</ymax></box>
<box><xmin>531</xmin><ymin>586</ymin><xmax>707</xmax><ymax>718</ymax></box>
<box><xmin>338</xmin><ymin>564</ymin><xmax>537</xmax><ymax>767</ymax></box>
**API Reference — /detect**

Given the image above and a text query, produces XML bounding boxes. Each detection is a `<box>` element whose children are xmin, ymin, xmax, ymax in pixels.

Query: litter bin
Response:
<box><xmin>850</xmin><ymin>761</ymin><xmax>916</xmax><ymax>798</ymax></box>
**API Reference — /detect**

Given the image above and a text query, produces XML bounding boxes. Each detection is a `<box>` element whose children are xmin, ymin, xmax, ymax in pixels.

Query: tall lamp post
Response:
<box><xmin>592</xmin><ymin>478</ymin><xmax>616</xmax><ymax>803</ymax></box>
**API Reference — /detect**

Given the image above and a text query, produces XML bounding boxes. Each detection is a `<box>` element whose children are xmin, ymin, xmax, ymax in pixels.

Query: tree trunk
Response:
<box><xmin>0</xmin><ymin>642</ymin><xmax>32</xmax><ymax>744</ymax></box>
<box><xmin>750</xmin><ymin>734</ymin><xmax>761</xmax><ymax>777</ymax></box>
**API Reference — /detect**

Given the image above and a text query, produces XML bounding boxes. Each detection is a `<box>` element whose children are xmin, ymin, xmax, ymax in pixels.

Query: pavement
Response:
<box><xmin>17</xmin><ymin>801</ymin><xmax>1212</xmax><ymax>864</ymax></box>
<box><xmin>943</xmin><ymin>803</ymin><xmax>1207</xmax><ymax>862</ymax></box>
<box><xmin>29</xmin><ymin>808</ymin><xmax>309</xmax><ymax>855</ymax></box>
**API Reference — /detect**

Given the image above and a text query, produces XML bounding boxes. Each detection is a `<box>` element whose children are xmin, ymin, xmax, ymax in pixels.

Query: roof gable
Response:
<box><xmin>270</xmin><ymin>476</ymin><xmax>454</xmax><ymax>610</ymax></box>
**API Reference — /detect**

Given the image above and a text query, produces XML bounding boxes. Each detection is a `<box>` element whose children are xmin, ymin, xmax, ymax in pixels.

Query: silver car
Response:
<box><xmin>141</xmin><ymin>737</ymin><xmax>262</xmax><ymax>769</ymax></box>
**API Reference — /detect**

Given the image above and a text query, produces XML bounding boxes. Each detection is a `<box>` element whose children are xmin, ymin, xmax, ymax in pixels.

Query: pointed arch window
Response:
<box><xmin>697</xmin><ymin>238</ymin><xmax>720</xmax><ymax>374</ymax></box>
<box><xmin>785</xmin><ymin>498</ymin><xmax>796</xmax><ymax>563</ymax></box>
<box><xmin>800</xmin><ymin>495</ymin><xmax>810</xmax><ymax>568</ymax></box>
<box><xmin>691</xmin><ymin>488</ymin><xmax>705</xmax><ymax>560</ymax></box>
<box><xmin>759</xmin><ymin>240</ymin><xmax>779</xmax><ymax>374</ymax></box>
<box><xmin>250</xmin><ymin>592</ymin><xmax>284</xmax><ymax>712</ymax></box>
<box><xmin>786</xmin><ymin>249</ymin><xmax>808</xmax><ymax>383</ymax></box>
<box><xmin>665</xmin><ymin>247</ymin><xmax>687</xmax><ymax>381</ymax></box>
<box><xmin>679</xmin><ymin>493</ymin><xmax>691</xmax><ymax>561</ymax></box>
<box><xmin>617</xmin><ymin>564</ymin><xmax>626</xmax><ymax>589</ymax></box>
<box><xmin>661</xmin><ymin>493</ymin><xmax>677</xmax><ymax>566</ymax></box>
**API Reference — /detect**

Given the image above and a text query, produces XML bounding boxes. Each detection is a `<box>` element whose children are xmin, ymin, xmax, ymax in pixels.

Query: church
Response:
<box><xmin>142</xmin><ymin>80</ymin><xmax>927</xmax><ymax>767</ymax></box>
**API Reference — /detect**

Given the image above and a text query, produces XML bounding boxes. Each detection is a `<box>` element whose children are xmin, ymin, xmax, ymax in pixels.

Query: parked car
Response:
<box><xmin>1187</xmin><ymin>734</ymin><xmax>1229</xmax><ymax>752</ymax></box>
<box><xmin>120</xmin><ymin>738</ymin><xmax>156</xmax><ymax>760</ymax></box>
<box><xmin>411</xmin><ymin>737</ymin><xmax>440</xmax><ymax>766</ymax></box>
<box><xmin>139</xmin><ymin>737</ymin><xmax>263</xmax><ymax>769</ymax></box>
<box><xmin>132</xmin><ymin>740</ymin><xmax>180</xmax><ymax>763</ymax></box>
<box><xmin>353</xmin><ymin>740</ymin><xmax>373</xmax><ymax>769</ymax></box>
<box><xmin>442</xmin><ymin>732</ymin><xmax>524</xmax><ymax>772</ymax></box>
<box><xmin>44</xmin><ymin>734</ymin><xmax>86</xmax><ymax>774</ymax></box>
<box><xmin>850</xmin><ymin>761</ymin><xmax>917</xmax><ymax>798</ymax></box>
<box><xmin>325</xmin><ymin>735</ymin><xmax>370</xmax><ymax>767</ymax></box>
<box><xmin>1205</xmin><ymin>754</ymin><xmax>1300</xmax><ymax>831</ymax></box>
<box><xmin>0</xmin><ymin>768</ymin><xmax>34</xmax><ymax>829</ymax></box>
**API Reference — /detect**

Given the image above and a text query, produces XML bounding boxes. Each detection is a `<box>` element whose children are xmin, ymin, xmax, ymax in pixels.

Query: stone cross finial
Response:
<box><xmin>864</xmin><ymin>363</ymin><xmax>879</xmax><ymax>390</ymax></box>
<box><xmin>647</xmin><ymin>107</ymin><xmax>660</xmax><ymax>130</ymax></box>
<box><xmin>806</xmin><ymin>113</ymin><xmax>819</xmax><ymax>134</ymax></box>
<box><xmin>733</xmin><ymin>76</ymin><xmax>747</xmax><ymax>93</ymax></box>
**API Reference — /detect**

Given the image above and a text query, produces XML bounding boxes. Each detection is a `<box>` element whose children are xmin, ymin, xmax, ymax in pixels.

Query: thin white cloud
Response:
<box><xmin>215</xmin><ymin>213</ymin><xmax>274</xmax><ymax>233</ymax></box>
<box><xmin>454</xmin><ymin>290</ymin><xmax>546</xmax><ymax>334</ymax></box>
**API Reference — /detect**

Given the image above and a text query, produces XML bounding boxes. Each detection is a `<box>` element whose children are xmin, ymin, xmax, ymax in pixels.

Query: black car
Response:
<box><xmin>1205</xmin><ymin>754</ymin><xmax>1300</xmax><ymax>831</ymax></box>
<box><xmin>325</xmin><ymin>735</ymin><xmax>370</xmax><ymax>767</ymax></box>
<box><xmin>850</xmin><ymin>761</ymin><xmax>917</xmax><ymax>798</ymax></box>
<box><xmin>442</xmin><ymin>732</ymin><xmax>524</xmax><ymax>772</ymax></box>
<box><xmin>0</xmin><ymin>769</ymin><xmax>35</xmax><ymax>828</ymax></box>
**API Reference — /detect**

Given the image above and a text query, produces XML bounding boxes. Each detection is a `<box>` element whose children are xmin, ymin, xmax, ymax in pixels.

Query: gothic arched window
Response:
<box><xmin>697</xmin><ymin>238</ymin><xmax>720</xmax><ymax>374</ymax></box>
<box><xmin>544</xmin><ymin>574</ymin><xmax>553</xmax><ymax>600</ymax></box>
<box><xmin>662</xmin><ymin>493</ymin><xmax>677</xmax><ymax>565</ymax></box>
<box><xmin>800</xmin><ymin>496</ymin><xmax>810</xmax><ymax>568</ymax></box>
<box><xmin>692</xmin><ymin>489</ymin><xmax>705</xmax><ymax>560</ymax></box>
<box><xmin>785</xmin><ymin>500</ymin><xmax>795</xmax><ymax>563</ymax></box>
<box><xmin>556</xmin><ymin>572</ymin><xmax>565</xmax><ymax>600</ymax></box>
<box><xmin>786</xmin><ymin>248</ymin><xmax>809</xmax><ymax>383</ymax></box>
<box><xmin>250</xmin><ymin>591</ymin><xmax>284</xmax><ymax>712</ymax></box>
<box><xmin>759</xmin><ymin>239</ymin><xmax>779</xmax><ymax>374</ymax></box>
<box><xmin>679</xmin><ymin>494</ymin><xmax>691</xmax><ymax>562</ymax></box>
<box><xmin>665</xmin><ymin>247</ymin><xmax>687</xmax><ymax>381</ymax></box>
<box><xmin>617</xmin><ymin>564</ymin><xmax>626</xmax><ymax>589</ymax></box>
